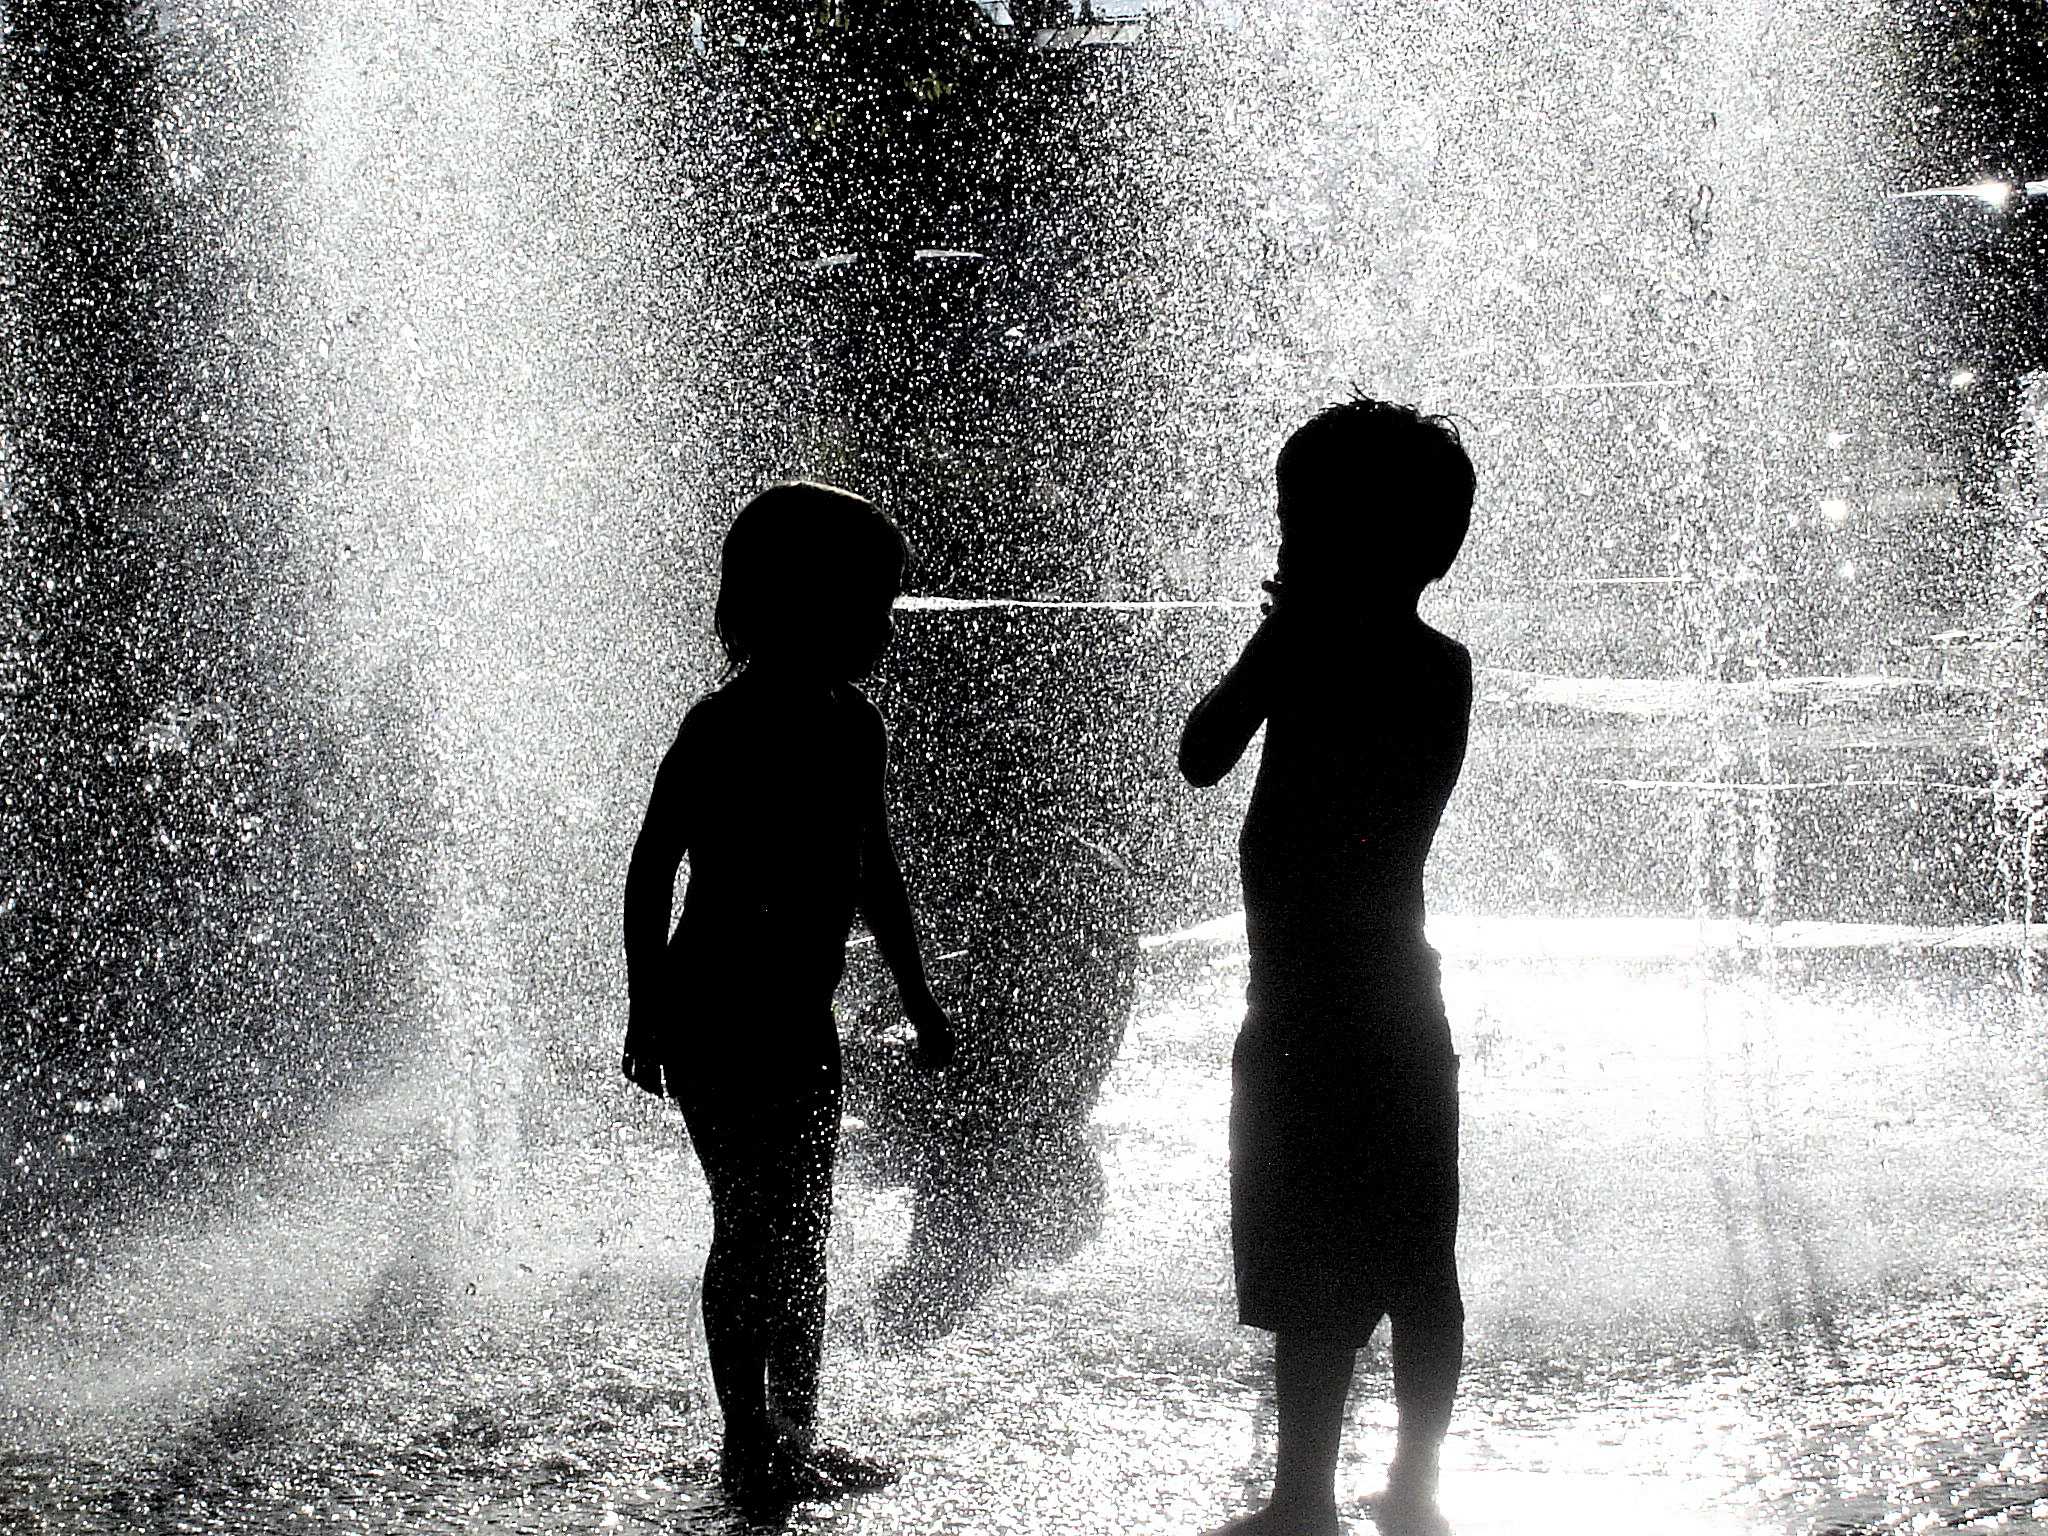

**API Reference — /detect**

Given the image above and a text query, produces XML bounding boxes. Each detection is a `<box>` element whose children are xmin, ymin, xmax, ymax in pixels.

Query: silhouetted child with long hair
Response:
<box><xmin>622</xmin><ymin>482</ymin><xmax>956</xmax><ymax>1518</ymax></box>
<box><xmin>1181</xmin><ymin>399</ymin><xmax>1475</xmax><ymax>1536</ymax></box>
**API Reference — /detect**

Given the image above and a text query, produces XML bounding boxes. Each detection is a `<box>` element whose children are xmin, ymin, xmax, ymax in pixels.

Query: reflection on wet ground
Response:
<box><xmin>5</xmin><ymin>932</ymin><xmax>2048</xmax><ymax>1535</ymax></box>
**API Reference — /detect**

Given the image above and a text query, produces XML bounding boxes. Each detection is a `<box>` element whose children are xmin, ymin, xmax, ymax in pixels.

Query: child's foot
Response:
<box><xmin>801</xmin><ymin>1440</ymin><xmax>899</xmax><ymax>1492</ymax></box>
<box><xmin>1203</xmin><ymin>1501</ymin><xmax>1346</xmax><ymax>1536</ymax></box>
<box><xmin>719</xmin><ymin>1437</ymin><xmax>841</xmax><ymax>1521</ymax></box>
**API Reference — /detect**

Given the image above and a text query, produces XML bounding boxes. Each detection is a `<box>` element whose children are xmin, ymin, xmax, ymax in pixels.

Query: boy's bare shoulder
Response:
<box><xmin>1418</xmin><ymin>624</ymin><xmax>1473</xmax><ymax>685</ymax></box>
<box><xmin>1392</xmin><ymin>626</ymin><xmax>1474</xmax><ymax>684</ymax></box>
<box><xmin>837</xmin><ymin>682</ymin><xmax>885</xmax><ymax>723</ymax></box>
<box><xmin>1418</xmin><ymin>621</ymin><xmax>1469</xmax><ymax>660</ymax></box>
<box><xmin>836</xmin><ymin>683</ymin><xmax>888</xmax><ymax>752</ymax></box>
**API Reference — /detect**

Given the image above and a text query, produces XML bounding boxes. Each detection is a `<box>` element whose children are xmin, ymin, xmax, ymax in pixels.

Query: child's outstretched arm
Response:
<box><xmin>1179</xmin><ymin>604</ymin><xmax>1288</xmax><ymax>787</ymax></box>
<box><xmin>622</xmin><ymin>724</ymin><xmax>696</xmax><ymax>1095</ymax></box>
<box><xmin>855</xmin><ymin>716</ymin><xmax>957</xmax><ymax>1071</ymax></box>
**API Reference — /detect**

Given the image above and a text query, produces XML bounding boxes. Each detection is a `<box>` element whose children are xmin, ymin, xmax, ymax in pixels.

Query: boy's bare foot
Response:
<box><xmin>1203</xmin><ymin>1501</ymin><xmax>1347</xmax><ymax>1536</ymax></box>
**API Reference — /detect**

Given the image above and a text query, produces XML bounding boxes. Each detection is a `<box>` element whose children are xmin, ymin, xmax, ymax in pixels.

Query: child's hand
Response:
<box><xmin>622</xmin><ymin>1010</ymin><xmax>666</xmax><ymax>1096</ymax></box>
<box><xmin>903</xmin><ymin>989</ymin><xmax>957</xmax><ymax>1071</ymax></box>
<box><xmin>1244</xmin><ymin>580</ymin><xmax>1299</xmax><ymax>669</ymax></box>
<box><xmin>621</xmin><ymin>1051</ymin><xmax>665</xmax><ymax>1096</ymax></box>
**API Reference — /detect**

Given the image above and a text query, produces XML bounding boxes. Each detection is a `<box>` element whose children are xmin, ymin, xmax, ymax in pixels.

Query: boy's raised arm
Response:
<box><xmin>1179</xmin><ymin>615</ymin><xmax>1285</xmax><ymax>787</ymax></box>
<box><xmin>621</xmin><ymin>724</ymin><xmax>696</xmax><ymax>1092</ymax></box>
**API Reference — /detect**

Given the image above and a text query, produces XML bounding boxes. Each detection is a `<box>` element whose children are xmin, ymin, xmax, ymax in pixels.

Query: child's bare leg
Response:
<box><xmin>763</xmin><ymin>1232</ymin><xmax>827</xmax><ymax>1440</ymax></box>
<box><xmin>1210</xmin><ymin>1332</ymin><xmax>1354</xmax><ymax>1535</ymax></box>
<box><xmin>1273</xmin><ymin>1332</ymin><xmax>1355</xmax><ymax>1518</ymax></box>
<box><xmin>758</xmin><ymin>1107</ymin><xmax>897</xmax><ymax>1492</ymax></box>
<box><xmin>700</xmin><ymin>1230</ymin><xmax>774</xmax><ymax>1448</ymax></box>
<box><xmin>1379</xmin><ymin>1303</ymin><xmax>1462</xmax><ymax>1534</ymax></box>
<box><xmin>765</xmin><ymin>1227</ymin><xmax>899</xmax><ymax>1490</ymax></box>
<box><xmin>763</xmin><ymin>1107</ymin><xmax>835</xmax><ymax>1444</ymax></box>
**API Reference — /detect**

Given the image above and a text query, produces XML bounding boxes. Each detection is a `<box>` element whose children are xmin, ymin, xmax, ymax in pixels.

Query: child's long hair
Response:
<box><xmin>714</xmin><ymin>481</ymin><xmax>910</xmax><ymax>670</ymax></box>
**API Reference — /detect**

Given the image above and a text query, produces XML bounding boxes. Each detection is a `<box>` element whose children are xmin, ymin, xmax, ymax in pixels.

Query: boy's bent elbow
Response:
<box><xmin>1179</xmin><ymin>686</ymin><xmax>1260</xmax><ymax>787</ymax></box>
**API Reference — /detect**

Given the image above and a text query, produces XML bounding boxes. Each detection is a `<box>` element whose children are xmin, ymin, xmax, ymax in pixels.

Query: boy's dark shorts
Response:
<box><xmin>1230</xmin><ymin>1013</ymin><xmax>1461</xmax><ymax>1345</ymax></box>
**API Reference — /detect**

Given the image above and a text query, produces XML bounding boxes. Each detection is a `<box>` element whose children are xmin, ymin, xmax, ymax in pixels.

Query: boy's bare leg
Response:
<box><xmin>1378</xmin><ymin>1305</ymin><xmax>1462</xmax><ymax>1535</ymax></box>
<box><xmin>1274</xmin><ymin>1333</ymin><xmax>1355</xmax><ymax>1519</ymax></box>
<box><xmin>764</xmin><ymin>1300</ymin><xmax>824</xmax><ymax>1442</ymax></box>
<box><xmin>765</xmin><ymin>1210</ymin><xmax>900</xmax><ymax>1492</ymax></box>
<box><xmin>1210</xmin><ymin>1332</ymin><xmax>1353</xmax><ymax>1535</ymax></box>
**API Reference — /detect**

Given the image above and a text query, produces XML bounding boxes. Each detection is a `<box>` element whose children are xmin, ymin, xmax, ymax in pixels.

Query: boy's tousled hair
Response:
<box><xmin>1275</xmin><ymin>394</ymin><xmax>1475</xmax><ymax>585</ymax></box>
<box><xmin>715</xmin><ymin>481</ymin><xmax>909</xmax><ymax>668</ymax></box>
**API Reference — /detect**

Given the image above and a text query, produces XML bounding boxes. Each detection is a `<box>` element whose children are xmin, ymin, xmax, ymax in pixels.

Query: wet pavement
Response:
<box><xmin>6</xmin><ymin>929</ymin><xmax>2048</xmax><ymax>1536</ymax></box>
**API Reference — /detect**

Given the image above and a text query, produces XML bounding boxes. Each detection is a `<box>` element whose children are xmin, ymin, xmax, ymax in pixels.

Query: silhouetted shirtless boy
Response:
<box><xmin>1181</xmin><ymin>398</ymin><xmax>1475</xmax><ymax>1536</ymax></box>
<box><xmin>623</xmin><ymin>482</ymin><xmax>957</xmax><ymax>1520</ymax></box>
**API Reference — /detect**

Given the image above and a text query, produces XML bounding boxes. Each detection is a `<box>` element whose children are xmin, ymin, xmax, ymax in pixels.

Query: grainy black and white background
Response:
<box><xmin>6</xmin><ymin>1</ymin><xmax>2048</xmax><ymax>1531</ymax></box>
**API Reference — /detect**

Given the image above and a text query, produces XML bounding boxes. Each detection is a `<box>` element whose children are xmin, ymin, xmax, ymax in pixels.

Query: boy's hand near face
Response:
<box><xmin>1179</xmin><ymin>576</ymin><xmax>1300</xmax><ymax>788</ymax></box>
